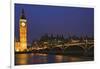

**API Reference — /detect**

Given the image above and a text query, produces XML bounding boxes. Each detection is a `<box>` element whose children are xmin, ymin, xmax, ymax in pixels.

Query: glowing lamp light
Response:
<box><xmin>16</xmin><ymin>49</ymin><xmax>19</xmax><ymax>52</ymax></box>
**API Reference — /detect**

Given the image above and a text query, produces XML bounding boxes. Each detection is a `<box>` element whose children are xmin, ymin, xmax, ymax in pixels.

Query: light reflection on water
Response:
<box><xmin>15</xmin><ymin>54</ymin><xmax>28</xmax><ymax>65</ymax></box>
<box><xmin>55</xmin><ymin>55</ymin><xmax>63</xmax><ymax>63</ymax></box>
<box><xmin>15</xmin><ymin>53</ymin><xmax>93</xmax><ymax>65</ymax></box>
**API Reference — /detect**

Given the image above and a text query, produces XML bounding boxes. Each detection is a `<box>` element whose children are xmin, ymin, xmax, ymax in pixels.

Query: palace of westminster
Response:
<box><xmin>15</xmin><ymin>9</ymin><xmax>94</xmax><ymax>52</ymax></box>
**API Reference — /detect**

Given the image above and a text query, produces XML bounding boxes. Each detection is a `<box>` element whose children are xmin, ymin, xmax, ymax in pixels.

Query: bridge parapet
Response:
<box><xmin>52</xmin><ymin>42</ymin><xmax>94</xmax><ymax>50</ymax></box>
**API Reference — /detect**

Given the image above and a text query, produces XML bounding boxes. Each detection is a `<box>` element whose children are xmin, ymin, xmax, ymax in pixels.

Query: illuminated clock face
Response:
<box><xmin>21</xmin><ymin>22</ymin><xmax>25</xmax><ymax>27</ymax></box>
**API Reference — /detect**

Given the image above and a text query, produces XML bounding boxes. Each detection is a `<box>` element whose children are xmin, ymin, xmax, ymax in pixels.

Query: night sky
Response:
<box><xmin>15</xmin><ymin>4</ymin><xmax>94</xmax><ymax>44</ymax></box>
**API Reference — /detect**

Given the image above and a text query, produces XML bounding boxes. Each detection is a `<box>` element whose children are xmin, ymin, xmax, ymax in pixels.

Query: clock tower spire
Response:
<box><xmin>19</xmin><ymin>9</ymin><xmax>27</xmax><ymax>51</ymax></box>
<box><xmin>20</xmin><ymin>9</ymin><xmax>26</xmax><ymax>19</ymax></box>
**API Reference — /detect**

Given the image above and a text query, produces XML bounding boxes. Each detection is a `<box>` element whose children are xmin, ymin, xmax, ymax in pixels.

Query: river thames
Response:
<box><xmin>15</xmin><ymin>53</ymin><xmax>93</xmax><ymax>65</ymax></box>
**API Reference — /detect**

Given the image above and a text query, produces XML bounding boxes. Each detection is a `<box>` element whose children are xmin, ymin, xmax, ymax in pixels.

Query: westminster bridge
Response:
<box><xmin>30</xmin><ymin>40</ymin><xmax>94</xmax><ymax>56</ymax></box>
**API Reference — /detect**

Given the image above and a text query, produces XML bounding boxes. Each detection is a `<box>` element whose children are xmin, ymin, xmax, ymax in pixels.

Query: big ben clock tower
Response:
<box><xmin>19</xmin><ymin>9</ymin><xmax>27</xmax><ymax>51</ymax></box>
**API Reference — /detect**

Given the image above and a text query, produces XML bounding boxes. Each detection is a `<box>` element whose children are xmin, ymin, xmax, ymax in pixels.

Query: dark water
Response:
<box><xmin>15</xmin><ymin>53</ymin><xmax>93</xmax><ymax>65</ymax></box>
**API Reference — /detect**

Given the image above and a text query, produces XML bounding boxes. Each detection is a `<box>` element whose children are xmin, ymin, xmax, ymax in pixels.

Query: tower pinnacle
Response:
<box><xmin>20</xmin><ymin>9</ymin><xmax>26</xmax><ymax>19</ymax></box>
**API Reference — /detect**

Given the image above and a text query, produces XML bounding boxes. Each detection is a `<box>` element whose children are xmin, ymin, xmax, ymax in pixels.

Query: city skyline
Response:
<box><xmin>15</xmin><ymin>4</ymin><xmax>94</xmax><ymax>44</ymax></box>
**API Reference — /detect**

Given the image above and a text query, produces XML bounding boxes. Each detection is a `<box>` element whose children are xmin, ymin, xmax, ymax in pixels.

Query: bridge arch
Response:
<box><xmin>88</xmin><ymin>45</ymin><xmax>94</xmax><ymax>50</ymax></box>
<box><xmin>88</xmin><ymin>45</ymin><xmax>94</xmax><ymax>57</ymax></box>
<box><xmin>49</xmin><ymin>47</ymin><xmax>63</xmax><ymax>54</ymax></box>
<box><xmin>64</xmin><ymin>45</ymin><xmax>85</xmax><ymax>55</ymax></box>
<box><xmin>65</xmin><ymin>45</ymin><xmax>86</xmax><ymax>50</ymax></box>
